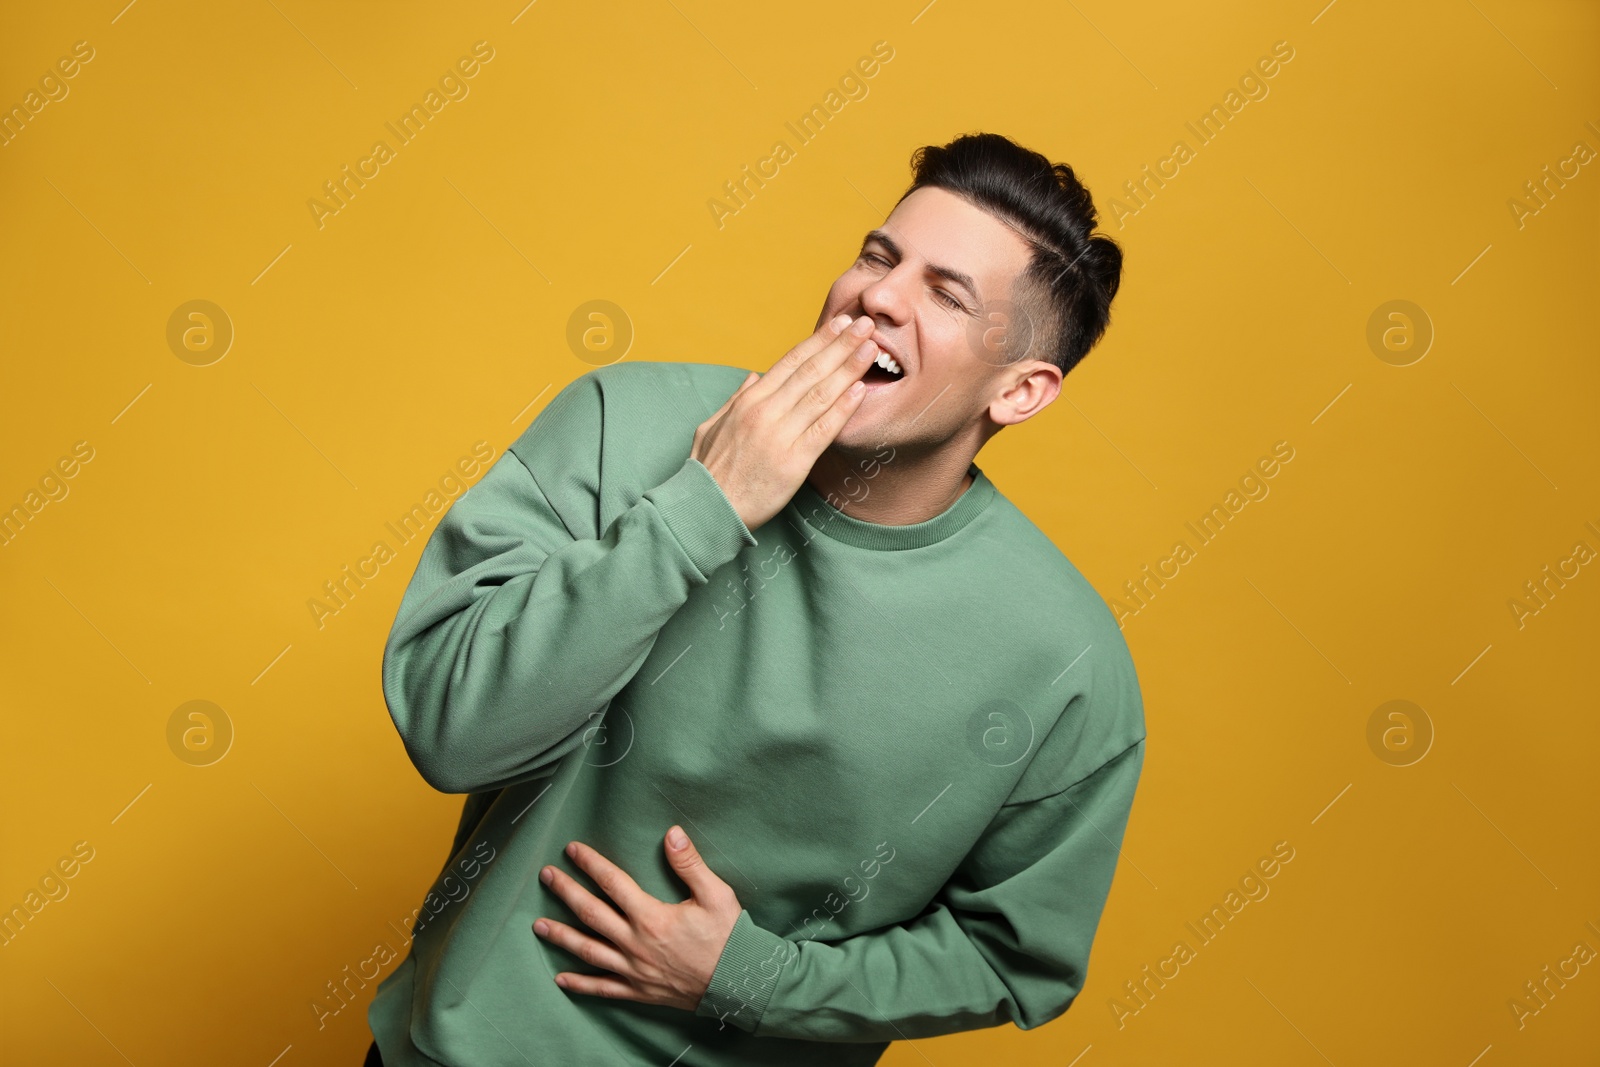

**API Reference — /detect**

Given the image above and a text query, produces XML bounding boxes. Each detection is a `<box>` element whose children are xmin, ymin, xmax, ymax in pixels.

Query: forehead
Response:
<box><xmin>879</xmin><ymin>185</ymin><xmax>1035</xmax><ymax>300</ymax></box>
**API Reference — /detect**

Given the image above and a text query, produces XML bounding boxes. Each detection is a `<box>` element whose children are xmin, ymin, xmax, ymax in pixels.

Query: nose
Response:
<box><xmin>857</xmin><ymin>264</ymin><xmax>911</xmax><ymax>328</ymax></box>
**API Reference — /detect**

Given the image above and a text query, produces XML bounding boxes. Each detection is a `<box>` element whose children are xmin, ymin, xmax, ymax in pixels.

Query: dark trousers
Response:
<box><xmin>364</xmin><ymin>1040</ymin><xmax>384</xmax><ymax>1066</ymax></box>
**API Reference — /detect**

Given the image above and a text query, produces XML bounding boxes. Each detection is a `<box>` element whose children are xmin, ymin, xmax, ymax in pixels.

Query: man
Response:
<box><xmin>367</xmin><ymin>131</ymin><xmax>1142</xmax><ymax>1066</ymax></box>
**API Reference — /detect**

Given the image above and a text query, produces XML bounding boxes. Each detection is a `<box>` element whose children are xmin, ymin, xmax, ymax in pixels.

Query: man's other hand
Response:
<box><xmin>534</xmin><ymin>826</ymin><xmax>744</xmax><ymax>1012</ymax></box>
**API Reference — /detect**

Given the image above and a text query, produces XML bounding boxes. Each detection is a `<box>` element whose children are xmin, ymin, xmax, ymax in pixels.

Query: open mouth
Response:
<box><xmin>861</xmin><ymin>345</ymin><xmax>905</xmax><ymax>386</ymax></box>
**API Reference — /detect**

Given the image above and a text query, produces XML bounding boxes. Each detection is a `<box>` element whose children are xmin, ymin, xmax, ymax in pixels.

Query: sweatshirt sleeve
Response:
<box><xmin>694</xmin><ymin>737</ymin><xmax>1146</xmax><ymax>1042</ymax></box>
<box><xmin>380</xmin><ymin>372</ymin><xmax>758</xmax><ymax>795</ymax></box>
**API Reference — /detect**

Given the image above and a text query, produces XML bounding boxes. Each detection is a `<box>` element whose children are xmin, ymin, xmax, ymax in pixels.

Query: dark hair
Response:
<box><xmin>893</xmin><ymin>132</ymin><xmax>1123</xmax><ymax>376</ymax></box>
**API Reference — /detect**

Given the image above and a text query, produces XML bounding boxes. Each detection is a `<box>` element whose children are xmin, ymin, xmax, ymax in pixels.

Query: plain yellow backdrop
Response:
<box><xmin>2</xmin><ymin>1</ymin><xmax>1597</xmax><ymax>1064</ymax></box>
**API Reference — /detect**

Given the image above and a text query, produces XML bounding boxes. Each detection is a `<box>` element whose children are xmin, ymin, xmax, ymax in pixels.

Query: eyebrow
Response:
<box><xmin>860</xmin><ymin>229</ymin><xmax>981</xmax><ymax>306</ymax></box>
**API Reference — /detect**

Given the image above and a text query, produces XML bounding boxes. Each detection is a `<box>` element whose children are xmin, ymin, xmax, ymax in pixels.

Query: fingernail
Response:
<box><xmin>534</xmin><ymin>919</ymin><xmax>549</xmax><ymax>935</ymax></box>
<box><xmin>850</xmin><ymin>316</ymin><xmax>874</xmax><ymax>336</ymax></box>
<box><xmin>832</xmin><ymin>314</ymin><xmax>852</xmax><ymax>331</ymax></box>
<box><xmin>540</xmin><ymin>866</ymin><xmax>553</xmax><ymax>884</ymax></box>
<box><xmin>668</xmin><ymin>826</ymin><xmax>688</xmax><ymax>850</ymax></box>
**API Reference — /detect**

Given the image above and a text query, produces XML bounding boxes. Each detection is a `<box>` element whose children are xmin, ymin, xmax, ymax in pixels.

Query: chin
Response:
<box><xmin>831</xmin><ymin>419</ymin><xmax>887</xmax><ymax>458</ymax></box>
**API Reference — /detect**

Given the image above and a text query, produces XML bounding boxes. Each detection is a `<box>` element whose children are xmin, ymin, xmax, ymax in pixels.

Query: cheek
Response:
<box><xmin>921</xmin><ymin>319</ymin><xmax>973</xmax><ymax>375</ymax></box>
<box><xmin>828</xmin><ymin>273</ymin><xmax>868</xmax><ymax>309</ymax></box>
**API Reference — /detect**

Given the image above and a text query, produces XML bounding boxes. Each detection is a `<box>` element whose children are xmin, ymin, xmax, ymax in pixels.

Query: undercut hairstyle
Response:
<box><xmin>893</xmin><ymin>131</ymin><xmax>1124</xmax><ymax>376</ymax></box>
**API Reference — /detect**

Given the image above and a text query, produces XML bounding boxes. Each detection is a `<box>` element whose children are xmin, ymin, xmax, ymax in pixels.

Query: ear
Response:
<box><xmin>989</xmin><ymin>361</ymin><xmax>1061</xmax><ymax>426</ymax></box>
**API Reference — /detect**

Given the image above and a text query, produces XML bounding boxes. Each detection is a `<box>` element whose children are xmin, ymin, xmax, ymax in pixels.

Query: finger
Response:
<box><xmin>540</xmin><ymin>862</ymin><xmax>635</xmax><ymax>949</ymax></box>
<box><xmin>769</xmin><ymin>315</ymin><xmax>877</xmax><ymax>418</ymax></box>
<box><xmin>533</xmin><ymin>916</ymin><xmax>635</xmax><ymax>977</ymax></box>
<box><xmin>662</xmin><ymin>825</ymin><xmax>731</xmax><ymax>904</ymax></box>
<box><xmin>780</xmin><ymin>334</ymin><xmax>879</xmax><ymax>440</ymax></box>
<box><xmin>565</xmin><ymin>840</ymin><xmax>657</xmax><ymax>921</ymax></box>
<box><xmin>748</xmin><ymin>312</ymin><xmax>856</xmax><ymax>401</ymax></box>
<box><xmin>794</xmin><ymin>312</ymin><xmax>856</xmax><ymax>363</ymax></box>
<box><xmin>801</xmin><ymin>373</ymin><xmax>870</xmax><ymax>456</ymax></box>
<box><xmin>553</xmin><ymin>970</ymin><xmax>648</xmax><ymax>1003</ymax></box>
<box><xmin>774</xmin><ymin>341</ymin><xmax>876</xmax><ymax>443</ymax></box>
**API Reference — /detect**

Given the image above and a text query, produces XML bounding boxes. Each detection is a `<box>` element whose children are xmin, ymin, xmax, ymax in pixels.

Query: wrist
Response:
<box><xmin>644</xmin><ymin>457</ymin><xmax>758</xmax><ymax>576</ymax></box>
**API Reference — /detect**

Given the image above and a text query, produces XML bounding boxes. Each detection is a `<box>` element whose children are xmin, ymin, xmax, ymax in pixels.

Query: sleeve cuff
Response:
<box><xmin>694</xmin><ymin>909</ymin><xmax>796</xmax><ymax>1034</ymax></box>
<box><xmin>644</xmin><ymin>457</ymin><xmax>758</xmax><ymax>579</ymax></box>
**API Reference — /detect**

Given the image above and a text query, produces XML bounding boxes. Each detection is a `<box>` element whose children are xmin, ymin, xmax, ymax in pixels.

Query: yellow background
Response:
<box><xmin>3</xmin><ymin>0</ymin><xmax>1597</xmax><ymax>1063</ymax></box>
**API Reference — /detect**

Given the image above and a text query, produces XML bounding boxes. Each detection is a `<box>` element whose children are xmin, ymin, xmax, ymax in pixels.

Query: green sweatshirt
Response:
<box><xmin>369</xmin><ymin>360</ymin><xmax>1146</xmax><ymax>1066</ymax></box>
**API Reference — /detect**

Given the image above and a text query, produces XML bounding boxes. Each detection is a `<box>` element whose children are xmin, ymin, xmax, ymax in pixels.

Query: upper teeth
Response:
<box><xmin>873</xmin><ymin>350</ymin><xmax>902</xmax><ymax>376</ymax></box>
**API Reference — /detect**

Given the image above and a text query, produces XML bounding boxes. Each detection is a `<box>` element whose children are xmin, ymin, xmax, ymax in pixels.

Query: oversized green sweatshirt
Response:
<box><xmin>369</xmin><ymin>360</ymin><xmax>1146</xmax><ymax>1066</ymax></box>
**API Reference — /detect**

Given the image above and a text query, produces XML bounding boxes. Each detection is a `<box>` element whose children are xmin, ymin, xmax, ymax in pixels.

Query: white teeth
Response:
<box><xmin>873</xmin><ymin>350</ymin><xmax>902</xmax><ymax>376</ymax></box>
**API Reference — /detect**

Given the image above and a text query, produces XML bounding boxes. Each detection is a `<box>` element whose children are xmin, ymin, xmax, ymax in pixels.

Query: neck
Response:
<box><xmin>804</xmin><ymin>443</ymin><xmax>978</xmax><ymax>526</ymax></box>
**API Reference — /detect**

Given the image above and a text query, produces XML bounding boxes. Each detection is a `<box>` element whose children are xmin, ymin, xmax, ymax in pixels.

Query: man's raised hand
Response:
<box><xmin>691</xmin><ymin>313</ymin><xmax>879</xmax><ymax>531</ymax></box>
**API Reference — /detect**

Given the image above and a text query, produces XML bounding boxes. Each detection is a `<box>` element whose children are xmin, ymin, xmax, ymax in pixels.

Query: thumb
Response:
<box><xmin>664</xmin><ymin>825</ymin><xmax>723</xmax><ymax>899</ymax></box>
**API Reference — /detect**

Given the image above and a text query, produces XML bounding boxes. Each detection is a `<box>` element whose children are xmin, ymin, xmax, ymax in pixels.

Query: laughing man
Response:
<box><xmin>368</xmin><ymin>131</ymin><xmax>1144</xmax><ymax>1067</ymax></box>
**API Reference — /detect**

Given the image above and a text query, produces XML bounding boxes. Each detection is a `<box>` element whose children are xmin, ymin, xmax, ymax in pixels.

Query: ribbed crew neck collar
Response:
<box><xmin>786</xmin><ymin>463</ymin><xmax>995</xmax><ymax>551</ymax></box>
